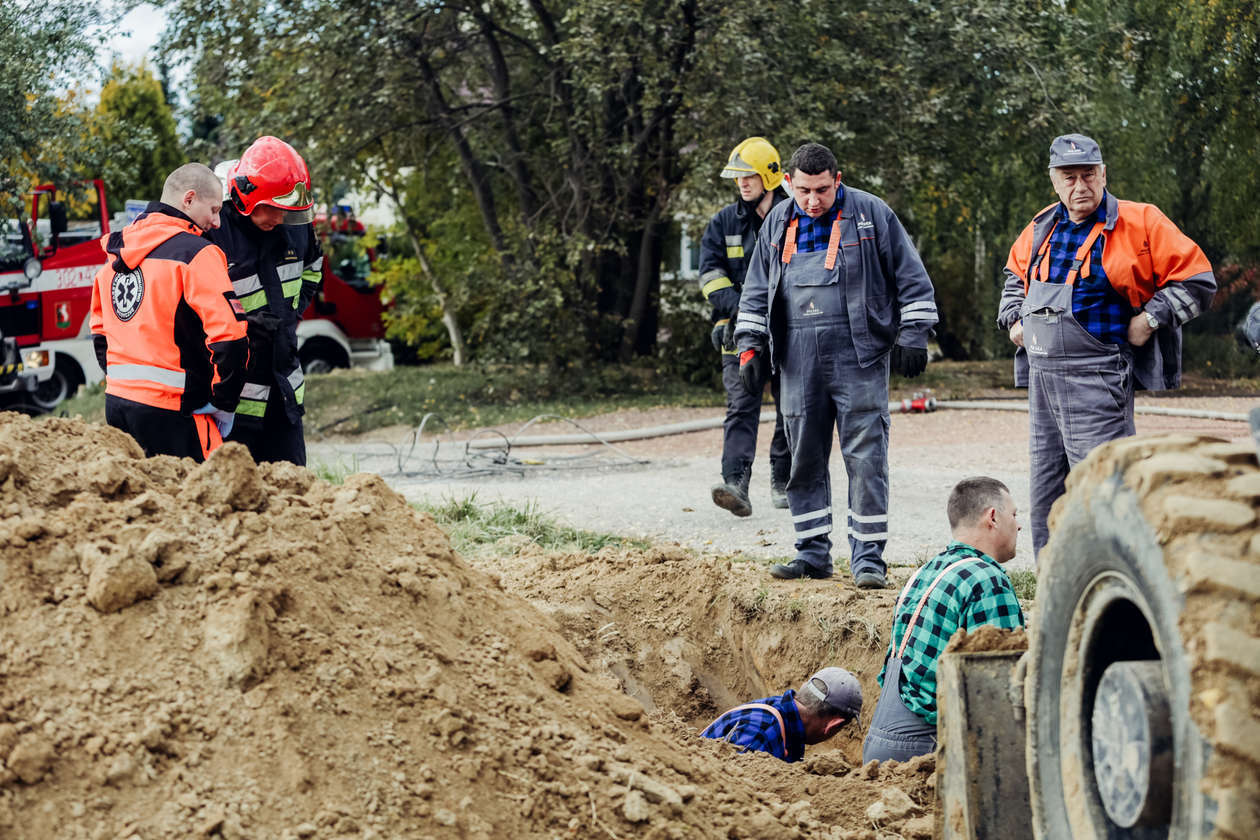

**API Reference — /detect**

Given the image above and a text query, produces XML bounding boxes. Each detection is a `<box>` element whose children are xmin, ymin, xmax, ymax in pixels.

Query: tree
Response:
<box><xmin>95</xmin><ymin>62</ymin><xmax>184</xmax><ymax>211</ymax></box>
<box><xmin>0</xmin><ymin>0</ymin><xmax>107</xmax><ymax>214</ymax></box>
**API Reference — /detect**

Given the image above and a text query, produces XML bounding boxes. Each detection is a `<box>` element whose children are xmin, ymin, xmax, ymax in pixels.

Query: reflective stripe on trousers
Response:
<box><xmin>1021</xmin><ymin>277</ymin><xmax>1134</xmax><ymax>559</ymax></box>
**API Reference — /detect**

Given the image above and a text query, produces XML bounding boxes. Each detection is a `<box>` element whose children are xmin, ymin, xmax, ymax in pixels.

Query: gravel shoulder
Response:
<box><xmin>310</xmin><ymin>397</ymin><xmax>1256</xmax><ymax>575</ymax></box>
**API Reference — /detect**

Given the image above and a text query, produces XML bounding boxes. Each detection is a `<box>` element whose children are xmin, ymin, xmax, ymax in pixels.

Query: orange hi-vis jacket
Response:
<box><xmin>997</xmin><ymin>193</ymin><xmax>1216</xmax><ymax>390</ymax></box>
<box><xmin>90</xmin><ymin>204</ymin><xmax>249</xmax><ymax>413</ymax></box>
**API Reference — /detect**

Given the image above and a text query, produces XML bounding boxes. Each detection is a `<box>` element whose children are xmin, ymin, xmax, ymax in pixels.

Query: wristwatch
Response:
<box><xmin>1144</xmin><ymin>311</ymin><xmax>1159</xmax><ymax>330</ymax></box>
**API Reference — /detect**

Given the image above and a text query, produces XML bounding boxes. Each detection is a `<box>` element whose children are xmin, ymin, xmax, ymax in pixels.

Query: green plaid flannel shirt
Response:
<box><xmin>877</xmin><ymin>541</ymin><xmax>1025</xmax><ymax>724</ymax></box>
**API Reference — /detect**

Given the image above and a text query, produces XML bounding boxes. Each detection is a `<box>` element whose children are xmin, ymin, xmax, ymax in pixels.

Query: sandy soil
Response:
<box><xmin>0</xmin><ymin>412</ymin><xmax>939</xmax><ymax>839</ymax></box>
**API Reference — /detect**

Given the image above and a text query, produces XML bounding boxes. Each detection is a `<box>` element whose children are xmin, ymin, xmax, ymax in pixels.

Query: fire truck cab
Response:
<box><xmin>0</xmin><ymin>181</ymin><xmax>392</xmax><ymax>411</ymax></box>
<box><xmin>0</xmin><ymin>180</ymin><xmax>110</xmax><ymax>410</ymax></box>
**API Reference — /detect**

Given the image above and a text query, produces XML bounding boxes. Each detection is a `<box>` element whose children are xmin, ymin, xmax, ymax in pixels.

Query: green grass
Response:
<box><xmin>309</xmin><ymin>457</ymin><xmax>360</xmax><ymax>485</ymax></box>
<box><xmin>415</xmin><ymin>493</ymin><xmax>647</xmax><ymax>559</ymax></box>
<box><xmin>302</xmin><ymin>363</ymin><xmax>723</xmax><ymax>436</ymax></box>
<box><xmin>1009</xmin><ymin>569</ymin><xmax>1038</xmax><ymax>602</ymax></box>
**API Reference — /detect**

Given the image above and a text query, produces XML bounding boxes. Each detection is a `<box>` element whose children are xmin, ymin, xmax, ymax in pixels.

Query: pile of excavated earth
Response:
<box><xmin>0</xmin><ymin>412</ymin><xmax>1001</xmax><ymax>839</ymax></box>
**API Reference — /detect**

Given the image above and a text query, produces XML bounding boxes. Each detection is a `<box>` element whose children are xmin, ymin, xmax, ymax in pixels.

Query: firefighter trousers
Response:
<box><xmin>719</xmin><ymin>352</ymin><xmax>790</xmax><ymax>483</ymax></box>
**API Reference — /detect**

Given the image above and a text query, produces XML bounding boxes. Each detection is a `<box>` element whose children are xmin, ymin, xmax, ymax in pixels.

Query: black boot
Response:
<box><xmin>712</xmin><ymin>467</ymin><xmax>752</xmax><ymax>517</ymax></box>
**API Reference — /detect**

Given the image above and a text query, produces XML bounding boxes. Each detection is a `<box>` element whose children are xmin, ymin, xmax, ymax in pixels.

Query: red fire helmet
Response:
<box><xmin>227</xmin><ymin>136</ymin><xmax>315</xmax><ymax>225</ymax></box>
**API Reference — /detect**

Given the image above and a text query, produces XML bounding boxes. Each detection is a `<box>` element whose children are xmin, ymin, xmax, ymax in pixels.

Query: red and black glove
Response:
<box><xmin>739</xmin><ymin>347</ymin><xmax>768</xmax><ymax>395</ymax></box>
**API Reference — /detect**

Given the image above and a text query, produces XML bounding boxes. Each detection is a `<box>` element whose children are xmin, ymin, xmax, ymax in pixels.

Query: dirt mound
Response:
<box><xmin>944</xmin><ymin>625</ymin><xmax>1028</xmax><ymax>653</ymax></box>
<box><xmin>0</xmin><ymin>413</ymin><xmax>929</xmax><ymax>839</ymax></box>
<box><xmin>464</xmin><ymin>538</ymin><xmax>942</xmax><ymax>832</ymax></box>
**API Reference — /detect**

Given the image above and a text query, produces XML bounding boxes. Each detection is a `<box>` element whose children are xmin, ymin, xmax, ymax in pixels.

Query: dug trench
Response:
<box><xmin>0</xmin><ymin>413</ymin><xmax>937</xmax><ymax>839</ymax></box>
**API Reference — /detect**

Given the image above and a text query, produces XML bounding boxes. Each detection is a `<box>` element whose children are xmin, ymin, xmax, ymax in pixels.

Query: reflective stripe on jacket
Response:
<box><xmin>997</xmin><ymin>193</ymin><xmax>1216</xmax><ymax>390</ymax></box>
<box><xmin>204</xmin><ymin>205</ymin><xmax>323</xmax><ymax>427</ymax></box>
<box><xmin>734</xmin><ymin>186</ymin><xmax>938</xmax><ymax>367</ymax></box>
<box><xmin>89</xmin><ymin>203</ymin><xmax>248</xmax><ymax>413</ymax></box>
<box><xmin>697</xmin><ymin>188</ymin><xmax>788</xmax><ymax>300</ymax></box>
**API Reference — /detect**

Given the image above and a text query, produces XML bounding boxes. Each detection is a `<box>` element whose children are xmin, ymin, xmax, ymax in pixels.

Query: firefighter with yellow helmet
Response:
<box><xmin>700</xmin><ymin>137</ymin><xmax>791</xmax><ymax>517</ymax></box>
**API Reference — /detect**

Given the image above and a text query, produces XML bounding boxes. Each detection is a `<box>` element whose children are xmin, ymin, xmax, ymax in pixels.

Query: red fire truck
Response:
<box><xmin>0</xmin><ymin>181</ymin><xmax>391</xmax><ymax>411</ymax></box>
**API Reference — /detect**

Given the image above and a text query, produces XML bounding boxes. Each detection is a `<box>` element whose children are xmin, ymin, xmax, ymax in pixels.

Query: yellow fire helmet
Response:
<box><xmin>720</xmin><ymin>136</ymin><xmax>783</xmax><ymax>191</ymax></box>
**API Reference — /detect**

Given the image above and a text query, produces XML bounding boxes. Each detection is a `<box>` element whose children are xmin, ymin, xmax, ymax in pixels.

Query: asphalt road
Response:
<box><xmin>309</xmin><ymin>398</ymin><xmax>1255</xmax><ymax>575</ymax></box>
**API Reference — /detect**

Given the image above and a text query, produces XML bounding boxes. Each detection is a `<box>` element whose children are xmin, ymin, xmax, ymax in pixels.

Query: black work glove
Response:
<box><xmin>710</xmin><ymin>322</ymin><xmax>727</xmax><ymax>353</ymax></box>
<box><xmin>710</xmin><ymin>318</ymin><xmax>738</xmax><ymax>353</ymax></box>
<box><xmin>708</xmin><ymin>286</ymin><xmax>740</xmax><ymax>323</ymax></box>
<box><xmin>739</xmin><ymin>348</ymin><xmax>769</xmax><ymax>395</ymax></box>
<box><xmin>891</xmin><ymin>344</ymin><xmax>928</xmax><ymax>379</ymax></box>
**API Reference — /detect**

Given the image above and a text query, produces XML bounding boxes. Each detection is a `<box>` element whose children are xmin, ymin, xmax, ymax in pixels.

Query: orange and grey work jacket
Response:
<box><xmin>89</xmin><ymin>203</ymin><xmax>249</xmax><ymax>413</ymax></box>
<box><xmin>997</xmin><ymin>193</ymin><xmax>1216</xmax><ymax>390</ymax></box>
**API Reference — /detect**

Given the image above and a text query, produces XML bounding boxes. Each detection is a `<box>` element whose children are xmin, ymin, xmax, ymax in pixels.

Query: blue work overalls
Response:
<box><xmin>777</xmin><ymin>217</ymin><xmax>889</xmax><ymax>577</ymax></box>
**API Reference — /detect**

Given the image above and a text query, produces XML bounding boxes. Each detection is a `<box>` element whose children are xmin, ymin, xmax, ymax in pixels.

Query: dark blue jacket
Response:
<box><xmin>203</xmin><ymin>206</ymin><xmax>322</xmax><ymax>426</ymax></box>
<box><xmin>697</xmin><ymin>187</ymin><xmax>789</xmax><ymax>301</ymax></box>
<box><xmin>734</xmin><ymin>186</ymin><xmax>938</xmax><ymax>368</ymax></box>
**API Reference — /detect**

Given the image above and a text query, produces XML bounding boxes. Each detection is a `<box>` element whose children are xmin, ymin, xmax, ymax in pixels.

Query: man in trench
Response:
<box><xmin>862</xmin><ymin>477</ymin><xmax>1025</xmax><ymax>763</ymax></box>
<box><xmin>700</xmin><ymin>666</ymin><xmax>862</xmax><ymax>762</ymax></box>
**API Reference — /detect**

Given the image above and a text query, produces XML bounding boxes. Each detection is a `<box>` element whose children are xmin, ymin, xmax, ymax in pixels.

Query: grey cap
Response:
<box><xmin>1049</xmin><ymin>133</ymin><xmax>1104</xmax><ymax>169</ymax></box>
<box><xmin>803</xmin><ymin>666</ymin><xmax>862</xmax><ymax>718</ymax></box>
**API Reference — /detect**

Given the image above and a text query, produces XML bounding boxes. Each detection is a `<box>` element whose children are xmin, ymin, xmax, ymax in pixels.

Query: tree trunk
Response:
<box><xmin>405</xmin><ymin>226</ymin><xmax>467</xmax><ymax>366</ymax></box>
<box><xmin>619</xmin><ymin>200</ymin><xmax>665</xmax><ymax>361</ymax></box>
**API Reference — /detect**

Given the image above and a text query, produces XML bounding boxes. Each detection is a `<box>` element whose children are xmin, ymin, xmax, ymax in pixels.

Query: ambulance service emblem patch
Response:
<box><xmin>111</xmin><ymin>268</ymin><xmax>145</xmax><ymax>322</ymax></box>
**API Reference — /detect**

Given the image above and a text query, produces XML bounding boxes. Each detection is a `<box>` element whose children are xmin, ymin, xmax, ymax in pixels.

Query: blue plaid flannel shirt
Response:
<box><xmin>789</xmin><ymin>188</ymin><xmax>844</xmax><ymax>253</ymax></box>
<box><xmin>1044</xmin><ymin>193</ymin><xmax>1132</xmax><ymax>344</ymax></box>
<box><xmin>877</xmin><ymin>541</ymin><xmax>1025</xmax><ymax>725</ymax></box>
<box><xmin>700</xmin><ymin>689</ymin><xmax>806</xmax><ymax>762</ymax></box>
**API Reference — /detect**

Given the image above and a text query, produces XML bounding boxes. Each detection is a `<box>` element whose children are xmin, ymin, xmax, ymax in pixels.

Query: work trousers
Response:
<box><xmin>1022</xmin><ymin>275</ymin><xmax>1134</xmax><ymax>559</ymax></box>
<box><xmin>106</xmin><ymin>395</ymin><xmax>214</xmax><ymax>462</ymax></box>
<box><xmin>719</xmin><ymin>352</ymin><xmax>790</xmax><ymax>483</ymax></box>
<box><xmin>228</xmin><ymin>391</ymin><xmax>306</xmax><ymax>466</ymax></box>
<box><xmin>862</xmin><ymin>657</ymin><xmax>937</xmax><ymax>763</ymax></box>
<box><xmin>777</xmin><ymin>247</ymin><xmax>890</xmax><ymax>578</ymax></box>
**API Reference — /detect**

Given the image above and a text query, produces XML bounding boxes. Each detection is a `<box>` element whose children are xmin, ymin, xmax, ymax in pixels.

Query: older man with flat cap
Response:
<box><xmin>700</xmin><ymin>666</ymin><xmax>862</xmax><ymax>762</ymax></box>
<box><xmin>997</xmin><ymin>133</ymin><xmax>1216</xmax><ymax>561</ymax></box>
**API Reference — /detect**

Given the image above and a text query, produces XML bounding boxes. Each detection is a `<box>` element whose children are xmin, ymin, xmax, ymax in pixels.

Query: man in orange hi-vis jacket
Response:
<box><xmin>997</xmin><ymin>133</ymin><xmax>1216</xmax><ymax>560</ymax></box>
<box><xmin>90</xmin><ymin>163</ymin><xmax>249</xmax><ymax>460</ymax></box>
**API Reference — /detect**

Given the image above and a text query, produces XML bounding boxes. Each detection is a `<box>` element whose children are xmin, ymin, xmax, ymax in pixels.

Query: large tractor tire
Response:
<box><xmin>1025</xmin><ymin>433</ymin><xmax>1260</xmax><ymax>840</ymax></box>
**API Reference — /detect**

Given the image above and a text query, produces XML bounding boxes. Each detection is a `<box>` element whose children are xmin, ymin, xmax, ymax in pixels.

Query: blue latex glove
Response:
<box><xmin>193</xmin><ymin>402</ymin><xmax>235</xmax><ymax>439</ymax></box>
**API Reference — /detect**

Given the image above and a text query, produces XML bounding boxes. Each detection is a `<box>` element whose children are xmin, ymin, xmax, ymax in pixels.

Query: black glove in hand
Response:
<box><xmin>708</xmin><ymin>286</ymin><xmax>740</xmax><ymax>322</ymax></box>
<box><xmin>891</xmin><ymin>344</ymin><xmax>928</xmax><ymax>378</ymax></box>
<box><xmin>739</xmin><ymin>348</ymin><xmax>769</xmax><ymax>395</ymax></box>
<box><xmin>710</xmin><ymin>322</ymin><xmax>727</xmax><ymax>353</ymax></box>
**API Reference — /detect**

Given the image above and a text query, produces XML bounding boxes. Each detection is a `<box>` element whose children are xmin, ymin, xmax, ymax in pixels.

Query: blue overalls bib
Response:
<box><xmin>776</xmin><ymin>213</ymin><xmax>890</xmax><ymax>576</ymax></box>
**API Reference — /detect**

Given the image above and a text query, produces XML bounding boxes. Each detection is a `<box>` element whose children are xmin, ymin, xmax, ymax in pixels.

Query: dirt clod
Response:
<box><xmin>945</xmin><ymin>624</ymin><xmax>1028</xmax><ymax>653</ymax></box>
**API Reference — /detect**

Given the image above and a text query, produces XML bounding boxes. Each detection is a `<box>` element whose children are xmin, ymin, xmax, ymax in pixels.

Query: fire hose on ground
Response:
<box><xmin>457</xmin><ymin>395</ymin><xmax>1251</xmax><ymax>450</ymax></box>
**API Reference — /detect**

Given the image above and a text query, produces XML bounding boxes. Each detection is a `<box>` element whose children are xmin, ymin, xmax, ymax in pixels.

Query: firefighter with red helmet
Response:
<box><xmin>204</xmin><ymin>136</ymin><xmax>323</xmax><ymax>465</ymax></box>
<box><xmin>89</xmin><ymin>163</ymin><xmax>248</xmax><ymax>460</ymax></box>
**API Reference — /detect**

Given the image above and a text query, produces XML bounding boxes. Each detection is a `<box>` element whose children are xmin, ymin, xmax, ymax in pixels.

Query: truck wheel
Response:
<box><xmin>30</xmin><ymin>363</ymin><xmax>75</xmax><ymax>412</ymax></box>
<box><xmin>1025</xmin><ymin>434</ymin><xmax>1260</xmax><ymax>840</ymax></box>
<box><xmin>299</xmin><ymin>338</ymin><xmax>348</xmax><ymax>375</ymax></box>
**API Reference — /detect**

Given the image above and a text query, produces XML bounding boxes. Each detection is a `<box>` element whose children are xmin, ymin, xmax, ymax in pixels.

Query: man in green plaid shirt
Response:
<box><xmin>862</xmin><ymin>477</ymin><xmax>1026</xmax><ymax>763</ymax></box>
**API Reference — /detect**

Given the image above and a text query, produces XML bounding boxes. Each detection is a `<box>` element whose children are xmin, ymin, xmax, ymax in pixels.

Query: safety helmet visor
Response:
<box><xmin>720</xmin><ymin>153</ymin><xmax>758</xmax><ymax>181</ymax></box>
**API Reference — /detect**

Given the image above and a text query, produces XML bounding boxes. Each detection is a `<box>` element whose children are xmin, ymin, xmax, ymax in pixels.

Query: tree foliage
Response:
<box><xmin>0</xmin><ymin>0</ymin><xmax>107</xmax><ymax>214</ymax></box>
<box><xmin>163</xmin><ymin>0</ymin><xmax>1257</xmax><ymax>366</ymax></box>
<box><xmin>95</xmin><ymin>62</ymin><xmax>184</xmax><ymax>212</ymax></box>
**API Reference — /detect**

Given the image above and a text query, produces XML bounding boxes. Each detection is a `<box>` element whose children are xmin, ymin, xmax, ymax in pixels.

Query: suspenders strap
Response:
<box><xmin>782</xmin><ymin>214</ymin><xmax>843</xmax><ymax>269</ymax></box>
<box><xmin>894</xmin><ymin>557</ymin><xmax>985</xmax><ymax>660</ymax></box>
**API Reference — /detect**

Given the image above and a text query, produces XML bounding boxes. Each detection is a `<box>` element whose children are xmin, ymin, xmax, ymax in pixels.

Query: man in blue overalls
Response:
<box><xmin>734</xmin><ymin>143</ymin><xmax>938</xmax><ymax>588</ymax></box>
<box><xmin>997</xmin><ymin>133</ymin><xmax>1216</xmax><ymax>560</ymax></box>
